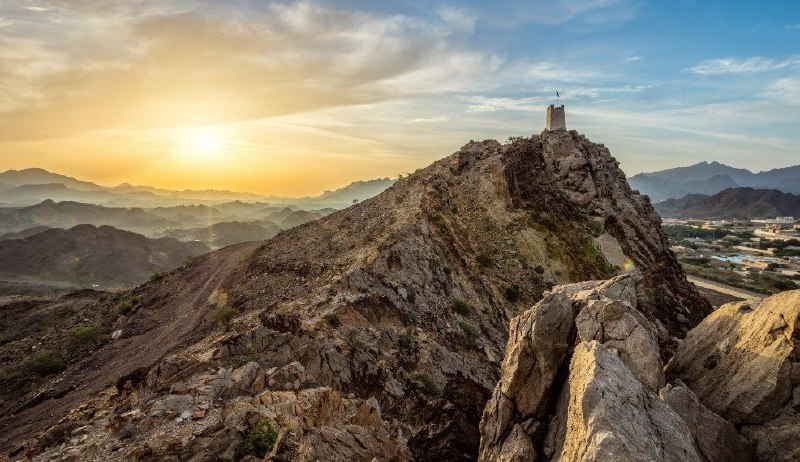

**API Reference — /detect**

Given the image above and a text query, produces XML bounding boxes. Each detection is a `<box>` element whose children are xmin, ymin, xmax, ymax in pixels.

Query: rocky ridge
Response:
<box><xmin>478</xmin><ymin>271</ymin><xmax>800</xmax><ymax>460</ymax></box>
<box><xmin>0</xmin><ymin>129</ymin><xmax>708</xmax><ymax>460</ymax></box>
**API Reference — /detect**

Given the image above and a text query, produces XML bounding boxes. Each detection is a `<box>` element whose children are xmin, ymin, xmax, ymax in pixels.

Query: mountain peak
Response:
<box><xmin>0</xmin><ymin>130</ymin><xmax>710</xmax><ymax>459</ymax></box>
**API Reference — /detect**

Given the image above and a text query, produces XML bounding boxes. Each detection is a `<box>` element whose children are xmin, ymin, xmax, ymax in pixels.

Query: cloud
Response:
<box><xmin>688</xmin><ymin>56</ymin><xmax>800</xmax><ymax>74</ymax></box>
<box><xmin>457</xmin><ymin>0</ymin><xmax>640</xmax><ymax>27</ymax></box>
<box><xmin>408</xmin><ymin>116</ymin><xmax>450</xmax><ymax>123</ymax></box>
<box><xmin>466</xmin><ymin>96</ymin><xmax>546</xmax><ymax>113</ymax></box>
<box><xmin>786</xmin><ymin>24</ymin><xmax>800</xmax><ymax>30</ymax></box>
<box><xmin>0</xmin><ymin>1</ymin><xmax>501</xmax><ymax>140</ymax></box>
<box><xmin>766</xmin><ymin>77</ymin><xmax>800</xmax><ymax>106</ymax></box>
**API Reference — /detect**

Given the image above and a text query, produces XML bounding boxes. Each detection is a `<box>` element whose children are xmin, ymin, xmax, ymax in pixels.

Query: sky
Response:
<box><xmin>0</xmin><ymin>0</ymin><xmax>798</xmax><ymax>196</ymax></box>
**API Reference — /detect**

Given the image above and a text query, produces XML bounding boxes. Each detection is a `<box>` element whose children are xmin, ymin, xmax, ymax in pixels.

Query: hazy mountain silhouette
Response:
<box><xmin>654</xmin><ymin>187</ymin><xmax>800</xmax><ymax>219</ymax></box>
<box><xmin>0</xmin><ymin>168</ymin><xmax>395</xmax><ymax>208</ymax></box>
<box><xmin>0</xmin><ymin>224</ymin><xmax>209</xmax><ymax>289</ymax></box>
<box><xmin>629</xmin><ymin>161</ymin><xmax>800</xmax><ymax>202</ymax></box>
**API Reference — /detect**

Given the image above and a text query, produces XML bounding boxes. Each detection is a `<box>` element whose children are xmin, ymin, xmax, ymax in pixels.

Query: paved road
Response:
<box><xmin>688</xmin><ymin>276</ymin><xmax>765</xmax><ymax>302</ymax></box>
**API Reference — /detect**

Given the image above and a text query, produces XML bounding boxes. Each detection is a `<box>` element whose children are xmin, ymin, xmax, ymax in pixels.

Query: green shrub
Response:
<box><xmin>452</xmin><ymin>298</ymin><xmax>471</xmax><ymax>317</ymax></box>
<box><xmin>503</xmin><ymin>285</ymin><xmax>522</xmax><ymax>302</ymax></box>
<box><xmin>25</xmin><ymin>351</ymin><xmax>65</xmax><ymax>376</ymax></box>
<box><xmin>149</xmin><ymin>272</ymin><xmax>164</xmax><ymax>282</ymax></box>
<box><xmin>476</xmin><ymin>252</ymin><xmax>493</xmax><ymax>268</ymax></box>
<box><xmin>411</xmin><ymin>372</ymin><xmax>441</xmax><ymax>396</ymax></box>
<box><xmin>460</xmin><ymin>321</ymin><xmax>481</xmax><ymax>346</ymax></box>
<box><xmin>70</xmin><ymin>324</ymin><xmax>103</xmax><ymax>343</ymax></box>
<box><xmin>117</xmin><ymin>301</ymin><xmax>133</xmax><ymax>315</ymax></box>
<box><xmin>236</xmin><ymin>419</ymin><xmax>278</xmax><ymax>459</ymax></box>
<box><xmin>324</xmin><ymin>313</ymin><xmax>341</xmax><ymax>328</ymax></box>
<box><xmin>211</xmin><ymin>307</ymin><xmax>237</xmax><ymax>331</ymax></box>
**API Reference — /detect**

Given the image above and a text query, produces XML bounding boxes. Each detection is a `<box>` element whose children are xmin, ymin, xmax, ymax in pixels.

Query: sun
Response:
<box><xmin>189</xmin><ymin>131</ymin><xmax>220</xmax><ymax>154</ymax></box>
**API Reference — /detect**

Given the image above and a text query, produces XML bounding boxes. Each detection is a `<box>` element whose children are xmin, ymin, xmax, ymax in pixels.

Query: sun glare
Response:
<box><xmin>186</xmin><ymin>131</ymin><xmax>221</xmax><ymax>155</ymax></box>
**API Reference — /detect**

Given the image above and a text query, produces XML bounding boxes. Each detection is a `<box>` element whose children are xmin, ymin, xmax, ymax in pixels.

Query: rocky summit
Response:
<box><xmin>1</xmin><ymin>130</ymin><xmax>713</xmax><ymax>460</ymax></box>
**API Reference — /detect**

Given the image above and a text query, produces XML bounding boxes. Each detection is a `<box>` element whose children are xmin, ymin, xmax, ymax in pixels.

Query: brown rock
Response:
<box><xmin>575</xmin><ymin>298</ymin><xmax>664</xmax><ymax>391</ymax></box>
<box><xmin>660</xmin><ymin>382</ymin><xmax>753</xmax><ymax>462</ymax></box>
<box><xmin>544</xmin><ymin>341</ymin><xmax>701</xmax><ymax>462</ymax></box>
<box><xmin>666</xmin><ymin>292</ymin><xmax>800</xmax><ymax>424</ymax></box>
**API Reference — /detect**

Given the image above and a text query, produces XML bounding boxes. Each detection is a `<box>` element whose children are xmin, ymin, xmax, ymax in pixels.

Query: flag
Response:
<box><xmin>556</xmin><ymin>90</ymin><xmax>560</xmax><ymax>97</ymax></box>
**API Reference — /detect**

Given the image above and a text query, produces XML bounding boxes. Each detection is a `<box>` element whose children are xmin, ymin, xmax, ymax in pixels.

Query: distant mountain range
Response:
<box><xmin>0</xmin><ymin>168</ymin><xmax>395</xmax><ymax>208</ymax></box>
<box><xmin>654</xmin><ymin>187</ymin><xmax>800</xmax><ymax>219</ymax></box>
<box><xmin>629</xmin><ymin>161</ymin><xmax>800</xmax><ymax>202</ymax></box>
<box><xmin>0</xmin><ymin>224</ymin><xmax>208</xmax><ymax>289</ymax></box>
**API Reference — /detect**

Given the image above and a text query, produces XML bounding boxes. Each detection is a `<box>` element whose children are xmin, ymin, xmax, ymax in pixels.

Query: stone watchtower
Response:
<box><xmin>546</xmin><ymin>104</ymin><xmax>566</xmax><ymax>130</ymax></box>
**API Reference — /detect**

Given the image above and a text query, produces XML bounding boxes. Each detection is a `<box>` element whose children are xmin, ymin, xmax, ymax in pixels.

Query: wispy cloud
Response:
<box><xmin>688</xmin><ymin>56</ymin><xmax>800</xmax><ymax>74</ymax></box>
<box><xmin>408</xmin><ymin>116</ymin><xmax>450</xmax><ymax>123</ymax></box>
<box><xmin>766</xmin><ymin>77</ymin><xmax>800</xmax><ymax>106</ymax></box>
<box><xmin>458</xmin><ymin>0</ymin><xmax>640</xmax><ymax>27</ymax></box>
<box><xmin>786</xmin><ymin>23</ymin><xmax>800</xmax><ymax>30</ymax></box>
<box><xmin>465</xmin><ymin>96</ymin><xmax>546</xmax><ymax>113</ymax></box>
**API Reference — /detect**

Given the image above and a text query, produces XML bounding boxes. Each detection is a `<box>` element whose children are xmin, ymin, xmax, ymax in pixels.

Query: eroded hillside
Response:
<box><xmin>0</xmin><ymin>130</ymin><xmax>709</xmax><ymax>460</ymax></box>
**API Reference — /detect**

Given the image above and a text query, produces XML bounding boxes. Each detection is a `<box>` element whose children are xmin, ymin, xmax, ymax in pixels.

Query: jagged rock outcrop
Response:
<box><xmin>0</xmin><ymin>131</ymin><xmax>708</xmax><ymax>460</ymax></box>
<box><xmin>544</xmin><ymin>341</ymin><xmax>701</xmax><ymax>461</ymax></box>
<box><xmin>659</xmin><ymin>382</ymin><xmax>751</xmax><ymax>462</ymax></box>
<box><xmin>479</xmin><ymin>275</ymin><xmax>748</xmax><ymax>462</ymax></box>
<box><xmin>667</xmin><ymin>291</ymin><xmax>800</xmax><ymax>461</ymax></box>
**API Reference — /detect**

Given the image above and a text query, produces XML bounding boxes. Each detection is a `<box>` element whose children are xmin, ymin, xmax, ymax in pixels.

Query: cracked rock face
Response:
<box><xmin>667</xmin><ymin>290</ymin><xmax>800</xmax><ymax>461</ymax></box>
<box><xmin>544</xmin><ymin>341</ymin><xmax>701</xmax><ymax>462</ymax></box>
<box><xmin>479</xmin><ymin>275</ymin><xmax>750</xmax><ymax>462</ymax></box>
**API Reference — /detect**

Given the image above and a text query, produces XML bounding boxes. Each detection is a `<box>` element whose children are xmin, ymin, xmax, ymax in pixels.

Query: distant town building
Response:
<box><xmin>754</xmin><ymin>228</ymin><xmax>800</xmax><ymax>242</ymax></box>
<box><xmin>546</xmin><ymin>104</ymin><xmax>566</xmax><ymax>130</ymax></box>
<box><xmin>752</xmin><ymin>217</ymin><xmax>796</xmax><ymax>229</ymax></box>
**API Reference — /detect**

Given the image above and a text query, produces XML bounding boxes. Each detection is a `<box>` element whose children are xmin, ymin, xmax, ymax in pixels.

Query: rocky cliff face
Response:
<box><xmin>667</xmin><ymin>291</ymin><xmax>800</xmax><ymax>461</ymax></box>
<box><xmin>478</xmin><ymin>271</ymin><xmax>800</xmax><ymax>461</ymax></box>
<box><xmin>478</xmin><ymin>274</ymin><xmax>749</xmax><ymax>462</ymax></box>
<box><xmin>0</xmin><ymin>130</ymin><xmax>708</xmax><ymax>460</ymax></box>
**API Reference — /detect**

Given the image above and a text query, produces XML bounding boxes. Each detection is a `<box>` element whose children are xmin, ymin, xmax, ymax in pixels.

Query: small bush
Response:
<box><xmin>117</xmin><ymin>301</ymin><xmax>133</xmax><ymax>316</ymax></box>
<box><xmin>460</xmin><ymin>321</ymin><xmax>481</xmax><ymax>346</ymax></box>
<box><xmin>476</xmin><ymin>252</ymin><xmax>493</xmax><ymax>268</ymax></box>
<box><xmin>503</xmin><ymin>285</ymin><xmax>522</xmax><ymax>302</ymax></box>
<box><xmin>411</xmin><ymin>372</ymin><xmax>441</xmax><ymax>396</ymax></box>
<box><xmin>398</xmin><ymin>333</ymin><xmax>414</xmax><ymax>350</ymax></box>
<box><xmin>452</xmin><ymin>298</ymin><xmax>471</xmax><ymax>317</ymax></box>
<box><xmin>211</xmin><ymin>307</ymin><xmax>237</xmax><ymax>331</ymax></box>
<box><xmin>236</xmin><ymin>419</ymin><xmax>278</xmax><ymax>459</ymax></box>
<box><xmin>130</xmin><ymin>295</ymin><xmax>140</xmax><ymax>304</ymax></box>
<box><xmin>324</xmin><ymin>313</ymin><xmax>341</xmax><ymax>328</ymax></box>
<box><xmin>149</xmin><ymin>272</ymin><xmax>164</xmax><ymax>282</ymax></box>
<box><xmin>25</xmin><ymin>351</ymin><xmax>65</xmax><ymax>376</ymax></box>
<box><xmin>70</xmin><ymin>324</ymin><xmax>103</xmax><ymax>343</ymax></box>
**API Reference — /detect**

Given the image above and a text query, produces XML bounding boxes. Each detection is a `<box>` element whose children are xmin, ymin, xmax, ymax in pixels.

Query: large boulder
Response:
<box><xmin>666</xmin><ymin>292</ymin><xmax>800</xmax><ymax>424</ymax></box>
<box><xmin>543</xmin><ymin>341</ymin><xmax>701</xmax><ymax>462</ymax></box>
<box><xmin>660</xmin><ymin>382</ymin><xmax>753</xmax><ymax>462</ymax></box>
<box><xmin>667</xmin><ymin>291</ymin><xmax>800</xmax><ymax>461</ymax></box>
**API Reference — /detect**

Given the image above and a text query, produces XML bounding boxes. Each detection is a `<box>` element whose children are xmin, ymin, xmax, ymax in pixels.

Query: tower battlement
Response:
<box><xmin>546</xmin><ymin>104</ymin><xmax>566</xmax><ymax>131</ymax></box>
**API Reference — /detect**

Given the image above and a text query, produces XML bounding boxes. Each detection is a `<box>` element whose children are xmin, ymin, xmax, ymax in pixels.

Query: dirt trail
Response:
<box><xmin>688</xmin><ymin>276</ymin><xmax>765</xmax><ymax>303</ymax></box>
<box><xmin>0</xmin><ymin>242</ymin><xmax>260</xmax><ymax>452</ymax></box>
